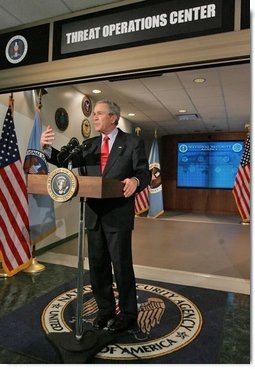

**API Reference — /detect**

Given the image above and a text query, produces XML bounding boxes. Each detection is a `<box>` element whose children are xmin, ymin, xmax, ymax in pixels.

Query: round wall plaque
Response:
<box><xmin>81</xmin><ymin>95</ymin><xmax>92</xmax><ymax>117</ymax></box>
<box><xmin>81</xmin><ymin>119</ymin><xmax>91</xmax><ymax>138</ymax></box>
<box><xmin>55</xmin><ymin>107</ymin><xmax>69</xmax><ymax>131</ymax></box>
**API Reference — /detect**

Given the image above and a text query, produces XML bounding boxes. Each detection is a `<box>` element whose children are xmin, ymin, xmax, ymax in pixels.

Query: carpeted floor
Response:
<box><xmin>0</xmin><ymin>263</ymin><xmax>250</xmax><ymax>364</ymax></box>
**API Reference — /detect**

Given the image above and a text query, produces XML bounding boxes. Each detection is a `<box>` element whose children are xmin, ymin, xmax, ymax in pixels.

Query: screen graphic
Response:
<box><xmin>177</xmin><ymin>140</ymin><xmax>244</xmax><ymax>189</ymax></box>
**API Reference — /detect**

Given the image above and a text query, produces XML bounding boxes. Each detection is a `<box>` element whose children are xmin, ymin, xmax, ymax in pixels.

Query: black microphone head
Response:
<box><xmin>64</xmin><ymin>144</ymin><xmax>83</xmax><ymax>163</ymax></box>
<box><xmin>67</xmin><ymin>137</ymin><xmax>79</xmax><ymax>151</ymax></box>
<box><xmin>57</xmin><ymin>137</ymin><xmax>79</xmax><ymax>166</ymax></box>
<box><xmin>71</xmin><ymin>145</ymin><xmax>83</xmax><ymax>156</ymax></box>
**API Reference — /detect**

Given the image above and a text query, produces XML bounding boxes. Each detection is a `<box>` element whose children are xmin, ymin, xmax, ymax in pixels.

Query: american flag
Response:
<box><xmin>0</xmin><ymin>107</ymin><xmax>32</xmax><ymax>276</ymax></box>
<box><xmin>232</xmin><ymin>137</ymin><xmax>250</xmax><ymax>222</ymax></box>
<box><xmin>135</xmin><ymin>187</ymin><xmax>149</xmax><ymax>215</ymax></box>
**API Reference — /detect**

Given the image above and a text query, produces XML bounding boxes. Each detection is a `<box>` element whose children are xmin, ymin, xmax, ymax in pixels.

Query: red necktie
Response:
<box><xmin>101</xmin><ymin>135</ymin><xmax>109</xmax><ymax>173</ymax></box>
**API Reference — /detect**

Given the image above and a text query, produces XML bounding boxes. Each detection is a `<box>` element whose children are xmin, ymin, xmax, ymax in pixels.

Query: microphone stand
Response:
<box><xmin>47</xmin><ymin>160</ymin><xmax>99</xmax><ymax>361</ymax></box>
<box><xmin>76</xmin><ymin>200</ymin><xmax>85</xmax><ymax>339</ymax></box>
<box><xmin>47</xmin><ymin>160</ymin><xmax>122</xmax><ymax>363</ymax></box>
<box><xmin>66</xmin><ymin>160</ymin><xmax>85</xmax><ymax>341</ymax></box>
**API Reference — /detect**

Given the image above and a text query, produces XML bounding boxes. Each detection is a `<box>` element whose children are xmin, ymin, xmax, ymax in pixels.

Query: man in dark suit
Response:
<box><xmin>41</xmin><ymin>100</ymin><xmax>151</xmax><ymax>332</ymax></box>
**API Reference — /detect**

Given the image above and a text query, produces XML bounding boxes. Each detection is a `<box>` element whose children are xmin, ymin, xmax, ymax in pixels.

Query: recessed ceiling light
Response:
<box><xmin>92</xmin><ymin>89</ymin><xmax>102</xmax><ymax>94</ymax></box>
<box><xmin>176</xmin><ymin>114</ymin><xmax>199</xmax><ymax>121</ymax></box>
<box><xmin>128</xmin><ymin>113</ymin><xmax>135</xmax><ymax>116</ymax></box>
<box><xmin>193</xmin><ymin>78</ymin><xmax>206</xmax><ymax>83</ymax></box>
<box><xmin>178</xmin><ymin>109</ymin><xmax>187</xmax><ymax>113</ymax></box>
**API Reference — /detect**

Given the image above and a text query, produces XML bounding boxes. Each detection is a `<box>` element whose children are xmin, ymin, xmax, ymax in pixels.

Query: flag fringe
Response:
<box><xmin>0</xmin><ymin>251</ymin><xmax>32</xmax><ymax>277</ymax></box>
<box><xmin>135</xmin><ymin>207</ymin><xmax>149</xmax><ymax>216</ymax></box>
<box><xmin>147</xmin><ymin>209</ymin><xmax>164</xmax><ymax>219</ymax></box>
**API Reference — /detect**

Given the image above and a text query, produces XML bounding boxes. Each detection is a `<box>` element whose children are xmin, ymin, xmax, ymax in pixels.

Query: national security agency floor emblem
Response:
<box><xmin>41</xmin><ymin>282</ymin><xmax>202</xmax><ymax>361</ymax></box>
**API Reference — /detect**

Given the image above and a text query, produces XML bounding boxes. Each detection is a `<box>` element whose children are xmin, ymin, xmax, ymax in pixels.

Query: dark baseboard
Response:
<box><xmin>35</xmin><ymin>233</ymin><xmax>78</xmax><ymax>256</ymax></box>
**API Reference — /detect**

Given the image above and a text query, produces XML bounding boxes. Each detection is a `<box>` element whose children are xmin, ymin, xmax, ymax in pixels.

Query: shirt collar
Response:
<box><xmin>102</xmin><ymin>127</ymin><xmax>118</xmax><ymax>142</ymax></box>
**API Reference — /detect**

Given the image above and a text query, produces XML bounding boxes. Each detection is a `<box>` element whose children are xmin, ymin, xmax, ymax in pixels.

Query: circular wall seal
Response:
<box><xmin>41</xmin><ymin>282</ymin><xmax>202</xmax><ymax>361</ymax></box>
<box><xmin>5</xmin><ymin>35</ymin><xmax>28</xmax><ymax>64</ymax></box>
<box><xmin>47</xmin><ymin>168</ymin><xmax>78</xmax><ymax>202</ymax></box>
<box><xmin>81</xmin><ymin>95</ymin><xmax>92</xmax><ymax>117</ymax></box>
<box><xmin>55</xmin><ymin>108</ymin><xmax>69</xmax><ymax>131</ymax></box>
<box><xmin>81</xmin><ymin>118</ymin><xmax>91</xmax><ymax>138</ymax></box>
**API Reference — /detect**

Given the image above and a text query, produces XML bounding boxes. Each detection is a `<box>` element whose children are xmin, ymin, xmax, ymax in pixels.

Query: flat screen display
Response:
<box><xmin>177</xmin><ymin>140</ymin><xmax>244</xmax><ymax>189</ymax></box>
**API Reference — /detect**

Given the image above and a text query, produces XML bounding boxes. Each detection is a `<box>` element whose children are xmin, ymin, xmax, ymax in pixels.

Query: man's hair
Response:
<box><xmin>95</xmin><ymin>99</ymin><xmax>120</xmax><ymax>125</ymax></box>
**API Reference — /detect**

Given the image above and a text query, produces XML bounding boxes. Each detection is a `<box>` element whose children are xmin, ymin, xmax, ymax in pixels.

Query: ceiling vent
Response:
<box><xmin>176</xmin><ymin>114</ymin><xmax>199</xmax><ymax>121</ymax></box>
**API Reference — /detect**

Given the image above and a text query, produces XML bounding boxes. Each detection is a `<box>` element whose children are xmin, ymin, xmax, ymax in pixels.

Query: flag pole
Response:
<box><xmin>0</xmin><ymin>95</ymin><xmax>15</xmax><ymax>278</ymax></box>
<box><xmin>23</xmin><ymin>245</ymin><xmax>46</xmax><ymax>273</ymax></box>
<box><xmin>245</xmin><ymin>123</ymin><xmax>250</xmax><ymax>137</ymax></box>
<box><xmin>0</xmin><ymin>261</ymin><xmax>8</xmax><ymax>277</ymax></box>
<box><xmin>0</xmin><ymin>269</ymin><xmax>8</xmax><ymax>278</ymax></box>
<box><xmin>134</xmin><ymin>127</ymin><xmax>150</xmax><ymax>217</ymax></box>
<box><xmin>9</xmin><ymin>93</ymin><xmax>14</xmax><ymax>116</ymax></box>
<box><xmin>134</xmin><ymin>127</ymin><xmax>141</xmax><ymax>218</ymax></box>
<box><xmin>1</xmin><ymin>97</ymin><xmax>32</xmax><ymax>276</ymax></box>
<box><xmin>240</xmin><ymin>123</ymin><xmax>250</xmax><ymax>226</ymax></box>
<box><xmin>23</xmin><ymin>93</ymin><xmax>47</xmax><ymax>274</ymax></box>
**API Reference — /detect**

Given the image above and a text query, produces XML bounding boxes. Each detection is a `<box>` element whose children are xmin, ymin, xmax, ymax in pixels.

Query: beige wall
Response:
<box><xmin>0</xmin><ymin>1</ymin><xmax>250</xmax><ymax>250</ymax></box>
<box><xmin>0</xmin><ymin>87</ymin><xmax>132</xmax><ymax>250</ymax></box>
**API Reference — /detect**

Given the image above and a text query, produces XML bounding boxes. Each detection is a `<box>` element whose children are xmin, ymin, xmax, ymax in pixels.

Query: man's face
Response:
<box><xmin>93</xmin><ymin>103</ymin><xmax>117</xmax><ymax>134</ymax></box>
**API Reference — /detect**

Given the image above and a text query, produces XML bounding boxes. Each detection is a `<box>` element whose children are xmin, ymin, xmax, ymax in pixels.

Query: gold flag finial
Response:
<box><xmin>9</xmin><ymin>93</ymin><xmax>14</xmax><ymax>116</ymax></box>
<box><xmin>135</xmin><ymin>127</ymin><xmax>141</xmax><ymax>136</ymax></box>
<box><xmin>37</xmin><ymin>89</ymin><xmax>42</xmax><ymax>111</ymax></box>
<box><xmin>245</xmin><ymin>123</ymin><xmax>250</xmax><ymax>137</ymax></box>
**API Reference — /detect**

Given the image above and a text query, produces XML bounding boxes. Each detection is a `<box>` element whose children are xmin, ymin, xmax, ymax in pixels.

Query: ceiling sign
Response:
<box><xmin>0</xmin><ymin>24</ymin><xmax>49</xmax><ymax>70</ymax></box>
<box><xmin>53</xmin><ymin>0</ymin><xmax>234</xmax><ymax>60</ymax></box>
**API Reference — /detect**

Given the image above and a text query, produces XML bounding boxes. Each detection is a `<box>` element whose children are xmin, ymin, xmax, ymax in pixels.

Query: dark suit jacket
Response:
<box><xmin>49</xmin><ymin>129</ymin><xmax>151</xmax><ymax>231</ymax></box>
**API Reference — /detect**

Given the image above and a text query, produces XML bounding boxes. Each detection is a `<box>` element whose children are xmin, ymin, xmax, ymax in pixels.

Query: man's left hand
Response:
<box><xmin>122</xmin><ymin>177</ymin><xmax>138</xmax><ymax>197</ymax></box>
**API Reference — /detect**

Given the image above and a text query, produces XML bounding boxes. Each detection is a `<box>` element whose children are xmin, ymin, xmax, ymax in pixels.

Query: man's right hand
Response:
<box><xmin>40</xmin><ymin>125</ymin><xmax>55</xmax><ymax>149</ymax></box>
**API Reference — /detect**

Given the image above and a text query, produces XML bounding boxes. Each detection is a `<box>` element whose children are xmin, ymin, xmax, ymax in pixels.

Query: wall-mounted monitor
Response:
<box><xmin>177</xmin><ymin>140</ymin><xmax>244</xmax><ymax>189</ymax></box>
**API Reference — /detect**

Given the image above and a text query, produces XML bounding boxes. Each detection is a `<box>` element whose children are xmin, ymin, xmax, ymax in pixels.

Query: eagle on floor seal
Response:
<box><xmin>41</xmin><ymin>282</ymin><xmax>202</xmax><ymax>361</ymax></box>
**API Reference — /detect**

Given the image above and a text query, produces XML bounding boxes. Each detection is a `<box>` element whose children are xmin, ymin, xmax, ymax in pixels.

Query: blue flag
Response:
<box><xmin>147</xmin><ymin>137</ymin><xmax>164</xmax><ymax>218</ymax></box>
<box><xmin>23</xmin><ymin>111</ymin><xmax>56</xmax><ymax>244</ymax></box>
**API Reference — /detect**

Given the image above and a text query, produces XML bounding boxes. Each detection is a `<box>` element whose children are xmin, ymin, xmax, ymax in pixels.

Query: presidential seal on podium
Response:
<box><xmin>47</xmin><ymin>168</ymin><xmax>78</xmax><ymax>202</ymax></box>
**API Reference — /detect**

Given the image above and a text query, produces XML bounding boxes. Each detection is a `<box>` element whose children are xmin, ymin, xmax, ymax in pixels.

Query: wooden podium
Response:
<box><xmin>26</xmin><ymin>173</ymin><xmax>124</xmax><ymax>349</ymax></box>
<box><xmin>27</xmin><ymin>174</ymin><xmax>124</xmax><ymax>199</ymax></box>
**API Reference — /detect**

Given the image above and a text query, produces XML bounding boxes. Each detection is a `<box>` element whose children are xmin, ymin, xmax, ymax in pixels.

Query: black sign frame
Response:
<box><xmin>53</xmin><ymin>0</ymin><xmax>235</xmax><ymax>61</ymax></box>
<box><xmin>0</xmin><ymin>24</ymin><xmax>50</xmax><ymax>70</ymax></box>
<box><xmin>241</xmin><ymin>0</ymin><xmax>250</xmax><ymax>29</ymax></box>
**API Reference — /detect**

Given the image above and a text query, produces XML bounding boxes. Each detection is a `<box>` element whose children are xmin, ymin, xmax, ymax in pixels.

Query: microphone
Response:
<box><xmin>57</xmin><ymin>137</ymin><xmax>79</xmax><ymax>165</ymax></box>
<box><xmin>64</xmin><ymin>141</ymin><xmax>92</xmax><ymax>164</ymax></box>
<box><xmin>67</xmin><ymin>137</ymin><xmax>80</xmax><ymax>151</ymax></box>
